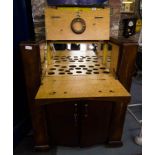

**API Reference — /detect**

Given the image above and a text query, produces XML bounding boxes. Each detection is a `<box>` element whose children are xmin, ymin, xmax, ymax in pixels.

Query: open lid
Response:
<box><xmin>45</xmin><ymin>7</ymin><xmax>110</xmax><ymax>41</ymax></box>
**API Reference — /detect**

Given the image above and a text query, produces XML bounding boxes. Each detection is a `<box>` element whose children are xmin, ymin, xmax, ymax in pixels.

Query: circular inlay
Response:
<box><xmin>76</xmin><ymin>71</ymin><xmax>82</xmax><ymax>73</ymax></box>
<box><xmin>50</xmin><ymin>68</ymin><xmax>56</xmax><ymax>70</ymax></box>
<box><xmin>59</xmin><ymin>72</ymin><xmax>65</xmax><ymax>75</ymax></box>
<box><xmin>89</xmin><ymin>66</ymin><xmax>94</xmax><ymax>68</ymax></box>
<box><xmin>48</xmin><ymin>72</ymin><xmax>55</xmax><ymax>75</ymax></box>
<box><xmin>67</xmin><ymin>72</ymin><xmax>73</xmax><ymax>74</ymax></box>
<box><xmin>86</xmin><ymin>72</ymin><xmax>91</xmax><ymax>74</ymax></box>
<box><xmin>71</xmin><ymin>18</ymin><xmax>86</xmax><ymax>34</ymax></box>
<box><xmin>109</xmin><ymin>90</ymin><xmax>114</xmax><ymax>93</ymax></box>
<box><xmin>94</xmin><ymin>72</ymin><xmax>99</xmax><ymax>74</ymax></box>
<box><xmin>69</xmin><ymin>65</ymin><xmax>76</xmax><ymax>68</ymax></box>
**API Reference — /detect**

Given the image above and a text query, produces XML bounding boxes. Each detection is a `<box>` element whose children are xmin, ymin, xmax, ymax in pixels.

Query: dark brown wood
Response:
<box><xmin>107</xmin><ymin>102</ymin><xmax>128</xmax><ymax>147</ymax></box>
<box><xmin>20</xmin><ymin>42</ymin><xmax>41</xmax><ymax>96</ymax></box>
<box><xmin>117</xmin><ymin>44</ymin><xmax>138</xmax><ymax>91</ymax></box>
<box><xmin>110</xmin><ymin>37</ymin><xmax>138</xmax><ymax>46</ymax></box>
<box><xmin>79</xmin><ymin>101</ymin><xmax>112</xmax><ymax>146</ymax></box>
<box><xmin>20</xmin><ymin>42</ymin><xmax>49</xmax><ymax>150</ymax></box>
<box><xmin>45</xmin><ymin>102</ymin><xmax>79</xmax><ymax>146</ymax></box>
<box><xmin>110</xmin><ymin>37</ymin><xmax>138</xmax><ymax>91</ymax></box>
<box><xmin>41</xmin><ymin>100</ymin><xmax>129</xmax><ymax>147</ymax></box>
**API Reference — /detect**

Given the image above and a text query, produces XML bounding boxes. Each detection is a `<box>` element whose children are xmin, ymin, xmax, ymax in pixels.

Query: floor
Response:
<box><xmin>14</xmin><ymin>76</ymin><xmax>142</xmax><ymax>155</ymax></box>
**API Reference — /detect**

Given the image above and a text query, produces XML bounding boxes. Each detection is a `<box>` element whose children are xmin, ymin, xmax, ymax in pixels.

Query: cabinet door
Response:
<box><xmin>45</xmin><ymin>102</ymin><xmax>79</xmax><ymax>146</ymax></box>
<box><xmin>80</xmin><ymin>101</ymin><xmax>112</xmax><ymax>146</ymax></box>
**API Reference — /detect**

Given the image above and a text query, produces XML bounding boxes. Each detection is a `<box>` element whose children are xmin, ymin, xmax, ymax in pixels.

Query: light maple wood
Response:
<box><xmin>46</xmin><ymin>50</ymin><xmax>105</xmax><ymax>76</ymax></box>
<box><xmin>109</xmin><ymin>43</ymin><xmax>120</xmax><ymax>76</ymax></box>
<box><xmin>45</xmin><ymin>7</ymin><xmax>110</xmax><ymax>41</ymax></box>
<box><xmin>35</xmin><ymin>76</ymin><xmax>130</xmax><ymax>100</ymax></box>
<box><xmin>36</xmin><ymin>50</ymin><xmax>130</xmax><ymax>101</ymax></box>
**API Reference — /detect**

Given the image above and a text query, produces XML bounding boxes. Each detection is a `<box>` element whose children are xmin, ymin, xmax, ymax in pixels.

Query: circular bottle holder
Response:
<box><xmin>71</xmin><ymin>18</ymin><xmax>86</xmax><ymax>34</ymax></box>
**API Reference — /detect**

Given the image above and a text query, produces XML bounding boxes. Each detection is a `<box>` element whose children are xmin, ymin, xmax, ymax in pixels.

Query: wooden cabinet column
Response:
<box><xmin>20</xmin><ymin>42</ymin><xmax>49</xmax><ymax>150</ymax></box>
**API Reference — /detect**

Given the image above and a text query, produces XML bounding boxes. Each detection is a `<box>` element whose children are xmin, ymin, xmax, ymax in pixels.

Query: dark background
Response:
<box><xmin>13</xmin><ymin>0</ymin><xmax>34</xmax><ymax>147</ymax></box>
<box><xmin>47</xmin><ymin>0</ymin><xmax>107</xmax><ymax>5</ymax></box>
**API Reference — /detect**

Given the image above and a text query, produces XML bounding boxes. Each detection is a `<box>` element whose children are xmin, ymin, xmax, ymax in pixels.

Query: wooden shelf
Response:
<box><xmin>36</xmin><ymin>50</ymin><xmax>130</xmax><ymax>102</ymax></box>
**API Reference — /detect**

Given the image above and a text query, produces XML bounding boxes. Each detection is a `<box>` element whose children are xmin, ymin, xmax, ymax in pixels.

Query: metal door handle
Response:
<box><xmin>74</xmin><ymin>104</ymin><xmax>78</xmax><ymax>126</ymax></box>
<box><xmin>84</xmin><ymin>104</ymin><xmax>88</xmax><ymax>118</ymax></box>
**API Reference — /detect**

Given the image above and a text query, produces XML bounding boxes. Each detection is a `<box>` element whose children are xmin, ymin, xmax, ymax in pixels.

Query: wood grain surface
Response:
<box><xmin>45</xmin><ymin>7</ymin><xmax>110</xmax><ymax>41</ymax></box>
<box><xmin>35</xmin><ymin>50</ymin><xmax>130</xmax><ymax>101</ymax></box>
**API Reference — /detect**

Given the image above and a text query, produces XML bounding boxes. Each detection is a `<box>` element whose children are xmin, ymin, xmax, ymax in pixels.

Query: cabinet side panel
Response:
<box><xmin>20</xmin><ymin>43</ymin><xmax>49</xmax><ymax>150</ymax></box>
<box><xmin>107</xmin><ymin>102</ymin><xmax>128</xmax><ymax>147</ymax></box>
<box><xmin>118</xmin><ymin>44</ymin><xmax>138</xmax><ymax>91</ymax></box>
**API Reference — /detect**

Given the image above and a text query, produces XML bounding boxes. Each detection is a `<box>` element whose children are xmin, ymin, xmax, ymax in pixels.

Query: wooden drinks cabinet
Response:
<box><xmin>20</xmin><ymin>7</ymin><xmax>138</xmax><ymax>151</ymax></box>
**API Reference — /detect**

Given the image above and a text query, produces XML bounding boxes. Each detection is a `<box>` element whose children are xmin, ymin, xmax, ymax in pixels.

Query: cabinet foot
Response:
<box><xmin>34</xmin><ymin>145</ymin><xmax>50</xmax><ymax>151</ymax></box>
<box><xmin>106</xmin><ymin>141</ymin><xmax>123</xmax><ymax>147</ymax></box>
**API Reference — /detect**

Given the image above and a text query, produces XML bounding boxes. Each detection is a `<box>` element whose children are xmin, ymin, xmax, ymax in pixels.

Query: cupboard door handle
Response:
<box><xmin>84</xmin><ymin>104</ymin><xmax>88</xmax><ymax>118</ymax></box>
<box><xmin>74</xmin><ymin>113</ymin><xmax>78</xmax><ymax>126</ymax></box>
<box><xmin>74</xmin><ymin>104</ymin><xmax>78</xmax><ymax>126</ymax></box>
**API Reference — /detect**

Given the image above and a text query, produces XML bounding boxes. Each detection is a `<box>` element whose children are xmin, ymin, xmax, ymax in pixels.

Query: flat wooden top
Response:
<box><xmin>36</xmin><ymin>50</ymin><xmax>130</xmax><ymax>102</ymax></box>
<box><xmin>36</xmin><ymin>75</ymin><xmax>130</xmax><ymax>101</ymax></box>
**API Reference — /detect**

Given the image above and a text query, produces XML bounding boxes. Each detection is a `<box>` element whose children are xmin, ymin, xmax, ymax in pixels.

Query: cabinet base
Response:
<box><xmin>106</xmin><ymin>141</ymin><xmax>123</xmax><ymax>147</ymax></box>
